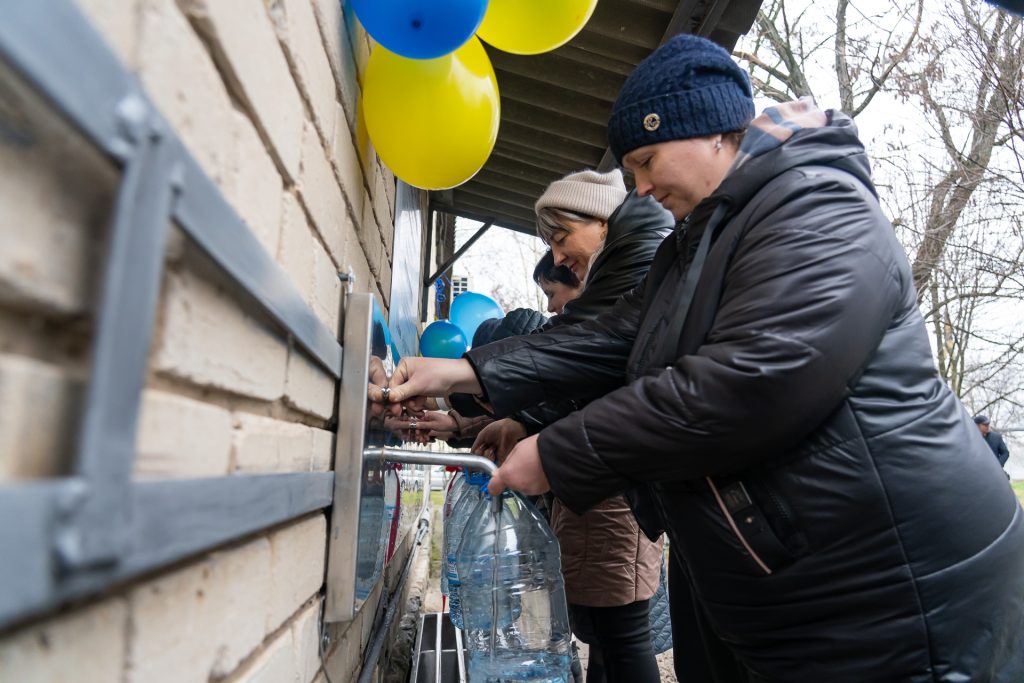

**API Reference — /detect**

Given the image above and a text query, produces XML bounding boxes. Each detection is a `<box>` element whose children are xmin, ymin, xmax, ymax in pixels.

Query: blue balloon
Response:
<box><xmin>419</xmin><ymin>320</ymin><xmax>469</xmax><ymax>359</ymax></box>
<box><xmin>352</xmin><ymin>0</ymin><xmax>488</xmax><ymax>60</ymax></box>
<box><xmin>450</xmin><ymin>292</ymin><xmax>503</xmax><ymax>344</ymax></box>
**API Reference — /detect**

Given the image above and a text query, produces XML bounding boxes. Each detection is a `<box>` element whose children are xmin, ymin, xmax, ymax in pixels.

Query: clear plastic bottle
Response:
<box><xmin>445</xmin><ymin>472</ymin><xmax>486</xmax><ymax>628</ymax></box>
<box><xmin>441</xmin><ymin>471</ymin><xmax>469</xmax><ymax>597</ymax></box>
<box><xmin>456</xmin><ymin>489</ymin><xmax>571</xmax><ymax>682</ymax></box>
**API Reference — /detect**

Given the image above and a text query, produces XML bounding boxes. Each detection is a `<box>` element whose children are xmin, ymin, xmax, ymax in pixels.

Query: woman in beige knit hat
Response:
<box><xmin>474</xmin><ymin>167</ymin><xmax>673</xmax><ymax>683</ymax></box>
<box><xmin>533</xmin><ymin>168</ymin><xmax>627</xmax><ymax>285</ymax></box>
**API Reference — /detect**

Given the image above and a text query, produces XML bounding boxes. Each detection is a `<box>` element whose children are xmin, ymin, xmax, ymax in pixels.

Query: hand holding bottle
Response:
<box><xmin>487</xmin><ymin>434</ymin><xmax>550</xmax><ymax>496</ymax></box>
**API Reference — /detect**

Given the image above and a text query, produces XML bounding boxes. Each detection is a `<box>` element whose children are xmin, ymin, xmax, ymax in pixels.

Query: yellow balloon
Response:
<box><xmin>477</xmin><ymin>0</ymin><xmax>599</xmax><ymax>55</ymax></box>
<box><xmin>362</xmin><ymin>37</ymin><xmax>500</xmax><ymax>190</ymax></box>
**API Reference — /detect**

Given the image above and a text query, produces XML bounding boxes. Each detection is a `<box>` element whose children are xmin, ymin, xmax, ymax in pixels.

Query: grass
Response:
<box><xmin>1012</xmin><ymin>480</ymin><xmax>1024</xmax><ymax>507</ymax></box>
<box><xmin>429</xmin><ymin>490</ymin><xmax>444</xmax><ymax>578</ymax></box>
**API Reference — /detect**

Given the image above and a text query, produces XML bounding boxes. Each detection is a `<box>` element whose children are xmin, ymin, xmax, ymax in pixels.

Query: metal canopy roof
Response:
<box><xmin>429</xmin><ymin>0</ymin><xmax>763</xmax><ymax>235</ymax></box>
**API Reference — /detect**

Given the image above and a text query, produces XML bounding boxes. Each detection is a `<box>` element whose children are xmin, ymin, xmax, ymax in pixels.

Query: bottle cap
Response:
<box><xmin>466</xmin><ymin>470</ymin><xmax>491</xmax><ymax>493</ymax></box>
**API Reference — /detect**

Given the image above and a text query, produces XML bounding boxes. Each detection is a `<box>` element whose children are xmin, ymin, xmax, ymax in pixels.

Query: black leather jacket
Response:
<box><xmin>548</xmin><ymin>190</ymin><xmax>672</xmax><ymax>328</ymax></box>
<box><xmin>467</xmin><ymin>112</ymin><xmax>1024</xmax><ymax>681</ymax></box>
<box><xmin>515</xmin><ymin>191</ymin><xmax>671</xmax><ymax>431</ymax></box>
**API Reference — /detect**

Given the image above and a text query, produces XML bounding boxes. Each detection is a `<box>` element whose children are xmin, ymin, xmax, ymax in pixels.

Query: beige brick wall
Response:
<box><xmin>0</xmin><ymin>0</ymin><xmax>420</xmax><ymax>679</ymax></box>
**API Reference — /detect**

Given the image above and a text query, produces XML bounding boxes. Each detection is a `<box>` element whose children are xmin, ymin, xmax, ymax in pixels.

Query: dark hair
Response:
<box><xmin>532</xmin><ymin>250</ymin><xmax>580</xmax><ymax>288</ymax></box>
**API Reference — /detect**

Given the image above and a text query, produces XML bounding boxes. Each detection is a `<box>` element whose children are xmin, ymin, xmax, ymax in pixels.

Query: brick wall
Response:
<box><xmin>0</xmin><ymin>0</ymin><xmax>416</xmax><ymax>680</ymax></box>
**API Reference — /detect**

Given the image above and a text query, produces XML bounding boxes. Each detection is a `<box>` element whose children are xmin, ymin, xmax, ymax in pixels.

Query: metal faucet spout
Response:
<box><xmin>371</xmin><ymin>447</ymin><xmax>504</xmax><ymax>513</ymax></box>
<box><xmin>368</xmin><ymin>447</ymin><xmax>498</xmax><ymax>475</ymax></box>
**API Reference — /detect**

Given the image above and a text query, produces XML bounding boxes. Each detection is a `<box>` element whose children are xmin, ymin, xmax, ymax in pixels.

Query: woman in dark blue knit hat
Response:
<box><xmin>378</xmin><ymin>34</ymin><xmax>1024</xmax><ymax>681</ymax></box>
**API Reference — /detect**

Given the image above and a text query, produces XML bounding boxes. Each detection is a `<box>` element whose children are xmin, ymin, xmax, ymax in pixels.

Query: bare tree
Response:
<box><xmin>924</xmin><ymin>211</ymin><xmax>1024</xmax><ymax>404</ymax></box>
<box><xmin>735</xmin><ymin>0</ymin><xmax>1024</xmax><ymax>424</ymax></box>
<box><xmin>454</xmin><ymin>221</ymin><xmax>547</xmax><ymax>316</ymax></box>
<box><xmin>735</xmin><ymin>0</ymin><xmax>923</xmax><ymax>115</ymax></box>
<box><xmin>903</xmin><ymin>3</ymin><xmax>1024</xmax><ymax>298</ymax></box>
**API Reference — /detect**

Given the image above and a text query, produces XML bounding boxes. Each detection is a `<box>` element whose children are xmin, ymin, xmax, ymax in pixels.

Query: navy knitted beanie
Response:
<box><xmin>608</xmin><ymin>34</ymin><xmax>755</xmax><ymax>164</ymax></box>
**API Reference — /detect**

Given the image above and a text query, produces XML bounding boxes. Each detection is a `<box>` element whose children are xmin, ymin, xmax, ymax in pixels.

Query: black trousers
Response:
<box><xmin>668</xmin><ymin>544</ymin><xmax>750</xmax><ymax>683</ymax></box>
<box><xmin>569</xmin><ymin>599</ymin><xmax>661</xmax><ymax>683</ymax></box>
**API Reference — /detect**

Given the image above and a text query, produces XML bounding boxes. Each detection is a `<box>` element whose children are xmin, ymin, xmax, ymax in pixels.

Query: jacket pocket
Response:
<box><xmin>706</xmin><ymin>477</ymin><xmax>807</xmax><ymax>575</ymax></box>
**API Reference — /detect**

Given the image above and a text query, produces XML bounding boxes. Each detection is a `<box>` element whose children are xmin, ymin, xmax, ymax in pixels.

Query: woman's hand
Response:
<box><xmin>366</xmin><ymin>356</ymin><xmax>390</xmax><ymax>418</ymax></box>
<box><xmin>400</xmin><ymin>411</ymin><xmax>459</xmax><ymax>437</ymax></box>
<box><xmin>487</xmin><ymin>434</ymin><xmax>550</xmax><ymax>496</ymax></box>
<box><xmin>472</xmin><ymin>418</ymin><xmax>527</xmax><ymax>464</ymax></box>
<box><xmin>383</xmin><ymin>357</ymin><xmax>481</xmax><ymax>415</ymax></box>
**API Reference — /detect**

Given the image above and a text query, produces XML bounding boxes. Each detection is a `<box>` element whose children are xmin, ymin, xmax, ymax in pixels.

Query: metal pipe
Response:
<box><xmin>372</xmin><ymin>447</ymin><xmax>502</xmax><ymax>513</ymax></box>
<box><xmin>369</xmin><ymin>447</ymin><xmax>498</xmax><ymax>476</ymax></box>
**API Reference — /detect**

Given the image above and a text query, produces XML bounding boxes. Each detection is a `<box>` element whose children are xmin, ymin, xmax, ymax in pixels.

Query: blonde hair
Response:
<box><xmin>535</xmin><ymin>207</ymin><xmax>599</xmax><ymax>244</ymax></box>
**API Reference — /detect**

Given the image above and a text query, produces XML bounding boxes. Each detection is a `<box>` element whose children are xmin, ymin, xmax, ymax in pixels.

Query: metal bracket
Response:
<box><xmin>0</xmin><ymin>0</ymin><xmax>347</xmax><ymax>628</ymax></box>
<box><xmin>422</xmin><ymin>220</ymin><xmax>494</xmax><ymax>287</ymax></box>
<box><xmin>339</xmin><ymin>267</ymin><xmax>356</xmax><ymax>295</ymax></box>
<box><xmin>56</xmin><ymin>105</ymin><xmax>180</xmax><ymax>571</ymax></box>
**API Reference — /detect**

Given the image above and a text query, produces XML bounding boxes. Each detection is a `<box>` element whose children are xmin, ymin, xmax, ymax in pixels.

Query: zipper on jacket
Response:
<box><xmin>706</xmin><ymin>477</ymin><xmax>773</xmax><ymax>575</ymax></box>
<box><xmin>764</xmin><ymin>485</ymin><xmax>794</xmax><ymax>527</ymax></box>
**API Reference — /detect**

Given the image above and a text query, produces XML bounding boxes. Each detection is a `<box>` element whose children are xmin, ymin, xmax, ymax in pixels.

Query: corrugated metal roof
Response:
<box><xmin>429</xmin><ymin>0</ymin><xmax>763</xmax><ymax>234</ymax></box>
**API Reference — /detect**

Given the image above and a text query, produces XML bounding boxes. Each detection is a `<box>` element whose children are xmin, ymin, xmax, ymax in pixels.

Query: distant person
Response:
<box><xmin>975</xmin><ymin>414</ymin><xmax>1011</xmax><ymax>468</ymax></box>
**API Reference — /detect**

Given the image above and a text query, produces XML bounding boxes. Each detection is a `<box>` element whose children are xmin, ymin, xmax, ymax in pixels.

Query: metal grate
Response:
<box><xmin>410</xmin><ymin>612</ymin><xmax>468</xmax><ymax>683</ymax></box>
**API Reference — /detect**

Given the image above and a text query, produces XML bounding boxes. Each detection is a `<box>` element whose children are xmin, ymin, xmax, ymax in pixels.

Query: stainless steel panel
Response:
<box><xmin>325</xmin><ymin>294</ymin><xmax>428</xmax><ymax>622</ymax></box>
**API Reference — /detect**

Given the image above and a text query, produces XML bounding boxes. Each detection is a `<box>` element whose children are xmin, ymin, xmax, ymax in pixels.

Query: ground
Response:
<box><xmin>1012</xmin><ymin>480</ymin><xmax>1024</xmax><ymax>506</ymax></box>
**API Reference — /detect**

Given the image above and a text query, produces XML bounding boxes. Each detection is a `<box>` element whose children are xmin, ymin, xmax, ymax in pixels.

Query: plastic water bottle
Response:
<box><xmin>441</xmin><ymin>472</ymin><xmax>470</xmax><ymax>597</ymax></box>
<box><xmin>446</xmin><ymin>472</ymin><xmax>486</xmax><ymax>628</ymax></box>
<box><xmin>456</xmin><ymin>489</ymin><xmax>571</xmax><ymax>682</ymax></box>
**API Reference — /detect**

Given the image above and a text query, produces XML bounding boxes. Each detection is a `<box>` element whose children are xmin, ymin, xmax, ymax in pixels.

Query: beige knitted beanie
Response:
<box><xmin>534</xmin><ymin>168</ymin><xmax>627</xmax><ymax>221</ymax></box>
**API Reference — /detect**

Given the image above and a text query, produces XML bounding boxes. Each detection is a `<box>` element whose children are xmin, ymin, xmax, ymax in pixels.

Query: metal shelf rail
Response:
<box><xmin>0</xmin><ymin>0</ymin><xmax>341</xmax><ymax>630</ymax></box>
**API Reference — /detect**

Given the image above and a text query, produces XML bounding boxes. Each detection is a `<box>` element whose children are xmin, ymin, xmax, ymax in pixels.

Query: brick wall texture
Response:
<box><xmin>0</xmin><ymin>0</ymin><xmax>409</xmax><ymax>680</ymax></box>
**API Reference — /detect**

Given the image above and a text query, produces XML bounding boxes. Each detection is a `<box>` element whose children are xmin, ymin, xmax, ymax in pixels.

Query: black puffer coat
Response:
<box><xmin>515</xmin><ymin>191</ymin><xmax>672</xmax><ymax>431</ymax></box>
<box><xmin>466</xmin><ymin>112</ymin><xmax>1024</xmax><ymax>681</ymax></box>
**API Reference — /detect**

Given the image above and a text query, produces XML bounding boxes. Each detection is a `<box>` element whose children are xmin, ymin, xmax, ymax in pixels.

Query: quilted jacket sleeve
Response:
<box><xmin>464</xmin><ymin>276</ymin><xmax>648</xmax><ymax>418</ymax></box>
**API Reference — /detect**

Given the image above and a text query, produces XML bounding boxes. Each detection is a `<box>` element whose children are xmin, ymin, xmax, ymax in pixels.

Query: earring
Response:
<box><xmin>714</xmin><ymin>138</ymin><xmax>723</xmax><ymax>151</ymax></box>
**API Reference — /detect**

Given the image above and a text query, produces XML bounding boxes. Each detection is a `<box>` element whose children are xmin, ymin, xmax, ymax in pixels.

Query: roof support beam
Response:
<box><xmin>422</xmin><ymin>219</ymin><xmax>494</xmax><ymax>287</ymax></box>
<box><xmin>598</xmin><ymin>0</ymin><xmax>725</xmax><ymax>171</ymax></box>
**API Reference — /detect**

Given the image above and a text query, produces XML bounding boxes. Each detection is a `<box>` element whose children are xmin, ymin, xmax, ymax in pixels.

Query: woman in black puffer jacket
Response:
<box><xmin>380</xmin><ymin>35</ymin><xmax>1024</xmax><ymax>682</ymax></box>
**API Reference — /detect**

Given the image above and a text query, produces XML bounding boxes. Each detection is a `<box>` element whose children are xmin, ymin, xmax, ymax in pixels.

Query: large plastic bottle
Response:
<box><xmin>441</xmin><ymin>471</ymin><xmax>470</xmax><ymax>597</ymax></box>
<box><xmin>456</xmin><ymin>488</ymin><xmax>571</xmax><ymax>682</ymax></box>
<box><xmin>445</xmin><ymin>472</ymin><xmax>486</xmax><ymax>628</ymax></box>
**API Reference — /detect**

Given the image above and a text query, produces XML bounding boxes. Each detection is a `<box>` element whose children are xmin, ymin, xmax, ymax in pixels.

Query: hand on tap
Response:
<box><xmin>373</xmin><ymin>357</ymin><xmax>481</xmax><ymax>416</ymax></box>
<box><xmin>367</xmin><ymin>356</ymin><xmax>390</xmax><ymax>418</ymax></box>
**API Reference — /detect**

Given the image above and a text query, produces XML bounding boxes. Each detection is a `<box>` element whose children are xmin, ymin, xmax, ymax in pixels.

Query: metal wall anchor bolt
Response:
<box><xmin>338</xmin><ymin>268</ymin><xmax>356</xmax><ymax>294</ymax></box>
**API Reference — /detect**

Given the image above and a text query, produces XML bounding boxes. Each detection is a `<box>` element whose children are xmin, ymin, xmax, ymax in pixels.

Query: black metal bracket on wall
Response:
<box><xmin>0</xmin><ymin>0</ymin><xmax>342</xmax><ymax>629</ymax></box>
<box><xmin>419</xmin><ymin>204</ymin><xmax>497</xmax><ymax>322</ymax></box>
<box><xmin>422</xmin><ymin>220</ymin><xmax>494</xmax><ymax>289</ymax></box>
